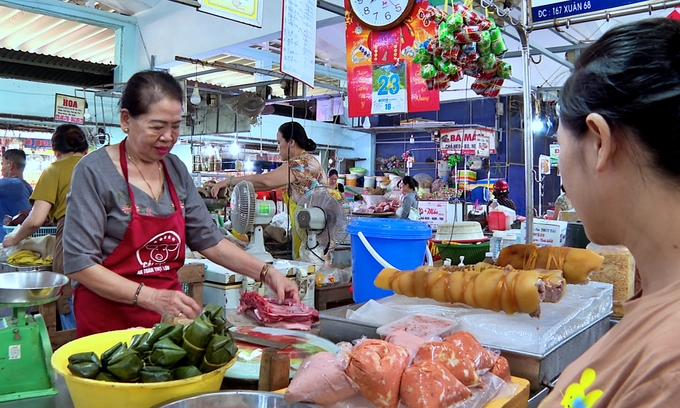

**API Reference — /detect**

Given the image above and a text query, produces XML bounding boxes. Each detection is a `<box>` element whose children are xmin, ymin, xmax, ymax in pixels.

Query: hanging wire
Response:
<box><xmin>479</xmin><ymin>0</ymin><xmax>520</xmax><ymax>26</ymax></box>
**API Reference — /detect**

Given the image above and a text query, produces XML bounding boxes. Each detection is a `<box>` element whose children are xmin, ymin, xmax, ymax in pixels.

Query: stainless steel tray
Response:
<box><xmin>319</xmin><ymin>303</ymin><xmax>611</xmax><ymax>391</ymax></box>
<box><xmin>153</xmin><ymin>391</ymin><xmax>319</xmax><ymax>408</ymax></box>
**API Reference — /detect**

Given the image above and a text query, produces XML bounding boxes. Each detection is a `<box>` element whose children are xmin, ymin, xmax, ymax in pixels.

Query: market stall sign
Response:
<box><xmin>532</xmin><ymin>0</ymin><xmax>644</xmax><ymax>22</ymax></box>
<box><xmin>198</xmin><ymin>0</ymin><xmax>264</xmax><ymax>27</ymax></box>
<box><xmin>521</xmin><ymin>219</ymin><xmax>568</xmax><ymax>246</ymax></box>
<box><xmin>54</xmin><ymin>94</ymin><xmax>85</xmax><ymax>125</ymax></box>
<box><xmin>345</xmin><ymin>0</ymin><xmax>439</xmax><ymax>117</ymax></box>
<box><xmin>281</xmin><ymin>0</ymin><xmax>316</xmax><ymax>87</ymax></box>
<box><xmin>550</xmin><ymin>143</ymin><xmax>560</xmax><ymax>167</ymax></box>
<box><xmin>440</xmin><ymin>127</ymin><xmax>497</xmax><ymax>156</ymax></box>
<box><xmin>418</xmin><ymin>200</ymin><xmax>448</xmax><ymax>230</ymax></box>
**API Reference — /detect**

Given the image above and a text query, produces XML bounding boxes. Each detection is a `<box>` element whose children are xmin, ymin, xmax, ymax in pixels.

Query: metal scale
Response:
<box><xmin>0</xmin><ymin>271</ymin><xmax>69</xmax><ymax>402</ymax></box>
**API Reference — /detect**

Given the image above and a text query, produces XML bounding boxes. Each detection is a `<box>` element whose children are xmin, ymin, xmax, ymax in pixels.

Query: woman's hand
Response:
<box><xmin>140</xmin><ymin>286</ymin><xmax>203</xmax><ymax>319</ymax></box>
<box><xmin>2</xmin><ymin>234</ymin><xmax>19</xmax><ymax>248</ymax></box>
<box><xmin>265</xmin><ymin>267</ymin><xmax>301</xmax><ymax>303</ymax></box>
<box><xmin>210</xmin><ymin>179</ymin><xmax>229</xmax><ymax>198</ymax></box>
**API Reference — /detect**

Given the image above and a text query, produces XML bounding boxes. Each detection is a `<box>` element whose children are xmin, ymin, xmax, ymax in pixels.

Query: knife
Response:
<box><xmin>231</xmin><ymin>332</ymin><xmax>291</xmax><ymax>350</ymax></box>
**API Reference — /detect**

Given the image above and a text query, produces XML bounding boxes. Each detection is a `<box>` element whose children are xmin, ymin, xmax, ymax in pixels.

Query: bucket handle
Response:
<box><xmin>357</xmin><ymin>231</ymin><xmax>434</xmax><ymax>270</ymax></box>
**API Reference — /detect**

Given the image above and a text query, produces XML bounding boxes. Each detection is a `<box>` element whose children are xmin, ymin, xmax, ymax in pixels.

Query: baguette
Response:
<box><xmin>496</xmin><ymin>244</ymin><xmax>604</xmax><ymax>284</ymax></box>
<box><xmin>374</xmin><ymin>267</ymin><xmax>566</xmax><ymax>317</ymax></box>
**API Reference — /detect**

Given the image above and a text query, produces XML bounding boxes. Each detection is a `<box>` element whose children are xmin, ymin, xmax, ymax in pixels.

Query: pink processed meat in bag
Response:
<box><xmin>285</xmin><ymin>352</ymin><xmax>359</xmax><ymax>405</ymax></box>
<box><xmin>400</xmin><ymin>360</ymin><xmax>473</xmax><ymax>408</ymax></box>
<box><xmin>385</xmin><ymin>330</ymin><xmax>427</xmax><ymax>361</ymax></box>
<box><xmin>443</xmin><ymin>331</ymin><xmax>497</xmax><ymax>371</ymax></box>
<box><xmin>414</xmin><ymin>342</ymin><xmax>481</xmax><ymax>387</ymax></box>
<box><xmin>345</xmin><ymin>339</ymin><xmax>410</xmax><ymax>408</ymax></box>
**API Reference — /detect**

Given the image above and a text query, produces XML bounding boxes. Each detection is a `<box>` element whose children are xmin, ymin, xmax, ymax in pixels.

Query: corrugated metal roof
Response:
<box><xmin>0</xmin><ymin>48</ymin><xmax>115</xmax><ymax>87</ymax></box>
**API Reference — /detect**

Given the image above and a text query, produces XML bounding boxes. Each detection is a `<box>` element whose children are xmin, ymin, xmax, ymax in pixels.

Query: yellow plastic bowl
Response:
<box><xmin>51</xmin><ymin>328</ymin><xmax>235</xmax><ymax>408</ymax></box>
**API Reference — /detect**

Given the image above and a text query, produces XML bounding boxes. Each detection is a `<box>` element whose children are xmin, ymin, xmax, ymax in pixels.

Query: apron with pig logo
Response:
<box><xmin>74</xmin><ymin>141</ymin><xmax>185</xmax><ymax>337</ymax></box>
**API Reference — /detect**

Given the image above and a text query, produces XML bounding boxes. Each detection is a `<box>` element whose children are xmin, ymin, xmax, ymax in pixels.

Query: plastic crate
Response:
<box><xmin>3</xmin><ymin>225</ymin><xmax>57</xmax><ymax>238</ymax></box>
<box><xmin>435</xmin><ymin>241</ymin><xmax>490</xmax><ymax>264</ymax></box>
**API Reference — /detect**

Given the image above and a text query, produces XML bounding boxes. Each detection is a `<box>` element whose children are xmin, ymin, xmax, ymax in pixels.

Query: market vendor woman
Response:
<box><xmin>63</xmin><ymin>70</ymin><xmax>299</xmax><ymax>338</ymax></box>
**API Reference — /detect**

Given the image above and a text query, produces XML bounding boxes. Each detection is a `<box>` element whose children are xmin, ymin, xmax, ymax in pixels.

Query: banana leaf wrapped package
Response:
<box><xmin>149</xmin><ymin>338</ymin><xmax>187</xmax><ymax>368</ymax></box>
<box><xmin>95</xmin><ymin>372</ymin><xmax>117</xmax><ymax>382</ymax></box>
<box><xmin>173</xmin><ymin>365</ymin><xmax>203</xmax><ymax>380</ymax></box>
<box><xmin>107</xmin><ymin>347</ymin><xmax>144</xmax><ymax>382</ymax></box>
<box><xmin>130</xmin><ymin>333</ymin><xmax>149</xmax><ymax>352</ymax></box>
<box><xmin>140</xmin><ymin>366</ymin><xmax>173</xmax><ymax>383</ymax></box>
<box><xmin>67</xmin><ymin>352</ymin><xmax>102</xmax><ymax>379</ymax></box>
<box><xmin>182</xmin><ymin>314</ymin><xmax>214</xmax><ymax>365</ymax></box>
<box><xmin>198</xmin><ymin>333</ymin><xmax>238</xmax><ymax>373</ymax></box>
<box><xmin>159</xmin><ymin>324</ymin><xmax>184</xmax><ymax>345</ymax></box>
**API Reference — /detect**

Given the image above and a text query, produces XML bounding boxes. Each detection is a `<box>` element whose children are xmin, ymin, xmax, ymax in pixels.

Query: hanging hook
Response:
<box><xmin>648</xmin><ymin>4</ymin><xmax>653</xmax><ymax>15</ymax></box>
<box><xmin>606</xmin><ymin>12</ymin><xmax>611</xmax><ymax>22</ymax></box>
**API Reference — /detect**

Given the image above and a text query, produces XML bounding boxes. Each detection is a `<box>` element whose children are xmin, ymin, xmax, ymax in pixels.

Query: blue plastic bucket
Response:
<box><xmin>347</xmin><ymin>218</ymin><xmax>432</xmax><ymax>303</ymax></box>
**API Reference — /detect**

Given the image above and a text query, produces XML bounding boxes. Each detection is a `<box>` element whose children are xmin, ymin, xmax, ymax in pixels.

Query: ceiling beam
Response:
<box><xmin>175</xmin><ymin>56</ymin><xmax>345</xmax><ymax>93</ymax></box>
<box><xmin>548</xmin><ymin>28</ymin><xmax>579</xmax><ymax>45</ymax></box>
<box><xmin>503</xmin><ymin>29</ymin><xmax>573</xmax><ymax>69</ymax></box>
<box><xmin>222</xmin><ymin>47</ymin><xmax>347</xmax><ymax>81</ymax></box>
<box><xmin>504</xmin><ymin>42</ymin><xmax>590</xmax><ymax>58</ymax></box>
<box><xmin>317</xmin><ymin>0</ymin><xmax>344</xmax><ymax>16</ymax></box>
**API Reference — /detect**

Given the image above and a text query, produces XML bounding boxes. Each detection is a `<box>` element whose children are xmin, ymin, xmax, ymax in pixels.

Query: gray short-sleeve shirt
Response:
<box><xmin>63</xmin><ymin>147</ymin><xmax>223</xmax><ymax>274</ymax></box>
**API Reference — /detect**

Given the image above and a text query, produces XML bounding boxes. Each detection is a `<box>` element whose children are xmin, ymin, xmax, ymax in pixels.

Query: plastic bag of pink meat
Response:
<box><xmin>284</xmin><ymin>330</ymin><xmax>516</xmax><ymax>408</ymax></box>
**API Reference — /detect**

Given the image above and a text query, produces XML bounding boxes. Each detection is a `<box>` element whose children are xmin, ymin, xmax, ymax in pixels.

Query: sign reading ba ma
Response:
<box><xmin>54</xmin><ymin>94</ymin><xmax>85</xmax><ymax>125</ymax></box>
<box><xmin>532</xmin><ymin>0</ymin><xmax>643</xmax><ymax>22</ymax></box>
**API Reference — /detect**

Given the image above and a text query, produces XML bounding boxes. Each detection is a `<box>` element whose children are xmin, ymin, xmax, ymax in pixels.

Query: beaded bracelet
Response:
<box><xmin>133</xmin><ymin>283</ymin><xmax>144</xmax><ymax>306</ymax></box>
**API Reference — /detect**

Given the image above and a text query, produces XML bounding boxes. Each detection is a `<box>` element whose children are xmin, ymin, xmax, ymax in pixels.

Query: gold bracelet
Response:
<box><xmin>133</xmin><ymin>283</ymin><xmax>144</xmax><ymax>306</ymax></box>
<box><xmin>259</xmin><ymin>264</ymin><xmax>270</xmax><ymax>288</ymax></box>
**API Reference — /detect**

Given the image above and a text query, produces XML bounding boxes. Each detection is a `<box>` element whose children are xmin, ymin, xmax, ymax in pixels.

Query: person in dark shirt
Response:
<box><xmin>0</xmin><ymin>149</ymin><xmax>32</xmax><ymax>239</ymax></box>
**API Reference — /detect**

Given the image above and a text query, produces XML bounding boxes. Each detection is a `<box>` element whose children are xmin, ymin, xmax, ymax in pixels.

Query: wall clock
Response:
<box><xmin>348</xmin><ymin>0</ymin><xmax>415</xmax><ymax>31</ymax></box>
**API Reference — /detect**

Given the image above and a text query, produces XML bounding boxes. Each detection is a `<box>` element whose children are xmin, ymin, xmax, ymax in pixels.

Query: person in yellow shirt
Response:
<box><xmin>3</xmin><ymin>124</ymin><xmax>88</xmax><ymax>330</ymax></box>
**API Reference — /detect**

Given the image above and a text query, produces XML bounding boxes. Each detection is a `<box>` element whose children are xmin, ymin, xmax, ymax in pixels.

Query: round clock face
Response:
<box><xmin>349</xmin><ymin>0</ymin><xmax>415</xmax><ymax>31</ymax></box>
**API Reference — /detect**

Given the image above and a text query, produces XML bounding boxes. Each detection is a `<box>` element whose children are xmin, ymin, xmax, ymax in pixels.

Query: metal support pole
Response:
<box><xmin>519</xmin><ymin>0</ymin><xmax>534</xmax><ymax>244</ymax></box>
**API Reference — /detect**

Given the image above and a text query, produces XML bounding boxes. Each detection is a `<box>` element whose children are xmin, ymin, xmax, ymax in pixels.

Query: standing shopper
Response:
<box><xmin>539</xmin><ymin>18</ymin><xmax>680</xmax><ymax>407</ymax></box>
<box><xmin>3</xmin><ymin>125</ymin><xmax>88</xmax><ymax>330</ymax></box>
<box><xmin>63</xmin><ymin>70</ymin><xmax>299</xmax><ymax>337</ymax></box>
<box><xmin>0</xmin><ymin>149</ymin><xmax>32</xmax><ymax>240</ymax></box>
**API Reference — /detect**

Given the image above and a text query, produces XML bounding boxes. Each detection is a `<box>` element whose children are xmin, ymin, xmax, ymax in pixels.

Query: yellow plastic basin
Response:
<box><xmin>51</xmin><ymin>328</ymin><xmax>235</xmax><ymax>408</ymax></box>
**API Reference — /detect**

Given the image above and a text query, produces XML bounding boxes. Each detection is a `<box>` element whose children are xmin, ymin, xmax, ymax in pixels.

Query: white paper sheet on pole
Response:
<box><xmin>281</xmin><ymin>0</ymin><xmax>316</xmax><ymax>87</ymax></box>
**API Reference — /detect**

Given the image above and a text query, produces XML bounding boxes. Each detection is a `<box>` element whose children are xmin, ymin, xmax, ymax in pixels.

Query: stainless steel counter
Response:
<box><xmin>0</xmin><ymin>375</ymin><xmax>73</xmax><ymax>408</ymax></box>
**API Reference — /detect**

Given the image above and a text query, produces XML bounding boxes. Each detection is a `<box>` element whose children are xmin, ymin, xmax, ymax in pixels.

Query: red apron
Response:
<box><xmin>74</xmin><ymin>141</ymin><xmax>186</xmax><ymax>337</ymax></box>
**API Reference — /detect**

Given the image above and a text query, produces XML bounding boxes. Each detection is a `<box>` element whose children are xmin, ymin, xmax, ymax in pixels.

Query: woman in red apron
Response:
<box><xmin>63</xmin><ymin>71</ymin><xmax>299</xmax><ymax>337</ymax></box>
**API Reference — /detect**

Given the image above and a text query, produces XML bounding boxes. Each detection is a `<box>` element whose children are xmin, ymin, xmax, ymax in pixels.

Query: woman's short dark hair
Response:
<box><xmin>560</xmin><ymin>18</ymin><xmax>680</xmax><ymax>178</ymax></box>
<box><xmin>120</xmin><ymin>70</ymin><xmax>183</xmax><ymax>118</ymax></box>
<box><xmin>52</xmin><ymin>124</ymin><xmax>88</xmax><ymax>154</ymax></box>
<box><xmin>279</xmin><ymin>121</ymin><xmax>317</xmax><ymax>151</ymax></box>
<box><xmin>401</xmin><ymin>176</ymin><xmax>419</xmax><ymax>190</ymax></box>
<box><xmin>328</xmin><ymin>169</ymin><xmax>339</xmax><ymax>177</ymax></box>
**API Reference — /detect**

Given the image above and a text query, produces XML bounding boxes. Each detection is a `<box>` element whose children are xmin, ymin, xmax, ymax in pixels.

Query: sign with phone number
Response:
<box><xmin>532</xmin><ymin>0</ymin><xmax>643</xmax><ymax>22</ymax></box>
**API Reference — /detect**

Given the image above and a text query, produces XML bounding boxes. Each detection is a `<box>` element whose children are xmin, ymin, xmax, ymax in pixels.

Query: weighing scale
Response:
<box><xmin>0</xmin><ymin>271</ymin><xmax>69</xmax><ymax>402</ymax></box>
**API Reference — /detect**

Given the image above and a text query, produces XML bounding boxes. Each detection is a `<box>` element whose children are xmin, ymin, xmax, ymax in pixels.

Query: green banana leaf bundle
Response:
<box><xmin>198</xmin><ymin>333</ymin><xmax>238</xmax><ymax>373</ymax></box>
<box><xmin>181</xmin><ymin>314</ymin><xmax>214</xmax><ymax>365</ymax></box>
<box><xmin>140</xmin><ymin>366</ymin><xmax>173</xmax><ymax>383</ymax></box>
<box><xmin>149</xmin><ymin>338</ymin><xmax>187</xmax><ymax>368</ymax></box>
<box><xmin>107</xmin><ymin>347</ymin><xmax>144</xmax><ymax>382</ymax></box>
<box><xmin>159</xmin><ymin>324</ymin><xmax>184</xmax><ymax>345</ymax></box>
<box><xmin>173</xmin><ymin>366</ymin><xmax>202</xmax><ymax>380</ymax></box>
<box><xmin>130</xmin><ymin>333</ymin><xmax>149</xmax><ymax>352</ymax></box>
<box><xmin>100</xmin><ymin>342</ymin><xmax>124</xmax><ymax>368</ymax></box>
<box><xmin>67</xmin><ymin>352</ymin><xmax>102</xmax><ymax>379</ymax></box>
<box><xmin>202</xmin><ymin>304</ymin><xmax>222</xmax><ymax>321</ymax></box>
<box><xmin>95</xmin><ymin>372</ymin><xmax>117</xmax><ymax>382</ymax></box>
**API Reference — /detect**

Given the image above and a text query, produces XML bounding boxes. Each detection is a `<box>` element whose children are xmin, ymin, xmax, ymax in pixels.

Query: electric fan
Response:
<box><xmin>230</xmin><ymin>180</ymin><xmax>277</xmax><ymax>262</ymax></box>
<box><xmin>294</xmin><ymin>186</ymin><xmax>352</xmax><ymax>263</ymax></box>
